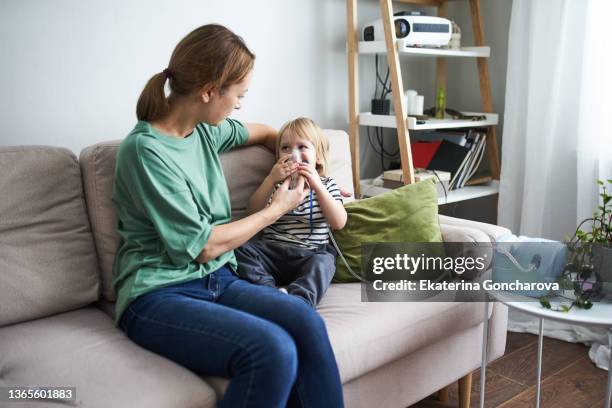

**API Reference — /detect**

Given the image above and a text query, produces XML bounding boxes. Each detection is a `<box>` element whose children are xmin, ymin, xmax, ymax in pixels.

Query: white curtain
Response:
<box><xmin>499</xmin><ymin>0</ymin><xmax>612</xmax><ymax>241</ymax></box>
<box><xmin>500</xmin><ymin>0</ymin><xmax>612</xmax><ymax>371</ymax></box>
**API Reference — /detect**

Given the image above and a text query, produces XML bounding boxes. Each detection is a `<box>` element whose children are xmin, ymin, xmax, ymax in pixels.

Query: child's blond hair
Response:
<box><xmin>276</xmin><ymin>117</ymin><xmax>330</xmax><ymax>177</ymax></box>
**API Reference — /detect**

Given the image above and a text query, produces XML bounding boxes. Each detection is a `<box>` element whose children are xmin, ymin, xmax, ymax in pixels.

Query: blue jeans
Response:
<box><xmin>119</xmin><ymin>265</ymin><xmax>344</xmax><ymax>408</ymax></box>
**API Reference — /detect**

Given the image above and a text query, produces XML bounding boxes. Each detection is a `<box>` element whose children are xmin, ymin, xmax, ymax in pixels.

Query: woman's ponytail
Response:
<box><xmin>136</xmin><ymin>72</ymin><xmax>170</xmax><ymax>122</ymax></box>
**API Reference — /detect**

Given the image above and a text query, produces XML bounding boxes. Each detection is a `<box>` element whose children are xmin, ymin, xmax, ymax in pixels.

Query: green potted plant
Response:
<box><xmin>540</xmin><ymin>179</ymin><xmax>612</xmax><ymax>311</ymax></box>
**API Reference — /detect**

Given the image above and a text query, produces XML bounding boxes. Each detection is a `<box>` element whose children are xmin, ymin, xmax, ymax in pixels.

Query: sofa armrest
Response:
<box><xmin>487</xmin><ymin>302</ymin><xmax>509</xmax><ymax>362</ymax></box>
<box><xmin>438</xmin><ymin>217</ymin><xmax>510</xmax><ymax>358</ymax></box>
<box><xmin>440</xmin><ymin>223</ymin><xmax>495</xmax><ymax>278</ymax></box>
<box><xmin>439</xmin><ymin>214</ymin><xmax>511</xmax><ymax>243</ymax></box>
<box><xmin>440</xmin><ymin>223</ymin><xmax>491</xmax><ymax>244</ymax></box>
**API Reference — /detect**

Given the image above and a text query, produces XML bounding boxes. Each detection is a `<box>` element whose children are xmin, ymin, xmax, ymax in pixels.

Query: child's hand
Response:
<box><xmin>268</xmin><ymin>157</ymin><xmax>299</xmax><ymax>183</ymax></box>
<box><xmin>297</xmin><ymin>163</ymin><xmax>324</xmax><ymax>192</ymax></box>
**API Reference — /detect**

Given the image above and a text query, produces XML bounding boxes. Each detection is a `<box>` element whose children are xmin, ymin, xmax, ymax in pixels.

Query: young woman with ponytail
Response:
<box><xmin>112</xmin><ymin>24</ymin><xmax>343</xmax><ymax>408</ymax></box>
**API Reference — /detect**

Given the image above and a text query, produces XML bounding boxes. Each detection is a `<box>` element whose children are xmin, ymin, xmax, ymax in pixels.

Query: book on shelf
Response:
<box><xmin>413</xmin><ymin>129</ymin><xmax>470</xmax><ymax>147</ymax></box>
<box><xmin>425</xmin><ymin>130</ymin><xmax>487</xmax><ymax>190</ymax></box>
<box><xmin>425</xmin><ymin>139</ymin><xmax>472</xmax><ymax>189</ymax></box>
<box><xmin>382</xmin><ymin>168</ymin><xmax>451</xmax><ymax>197</ymax></box>
<box><xmin>410</xmin><ymin>140</ymin><xmax>442</xmax><ymax>168</ymax></box>
<box><xmin>455</xmin><ymin>132</ymin><xmax>486</xmax><ymax>189</ymax></box>
<box><xmin>465</xmin><ymin>171</ymin><xmax>493</xmax><ymax>186</ymax></box>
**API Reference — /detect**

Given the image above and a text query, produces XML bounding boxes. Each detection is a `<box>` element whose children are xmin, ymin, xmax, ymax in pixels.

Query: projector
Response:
<box><xmin>363</xmin><ymin>15</ymin><xmax>452</xmax><ymax>47</ymax></box>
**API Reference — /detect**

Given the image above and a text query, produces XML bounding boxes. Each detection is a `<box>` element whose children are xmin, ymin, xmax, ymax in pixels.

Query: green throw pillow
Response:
<box><xmin>332</xmin><ymin>178</ymin><xmax>443</xmax><ymax>282</ymax></box>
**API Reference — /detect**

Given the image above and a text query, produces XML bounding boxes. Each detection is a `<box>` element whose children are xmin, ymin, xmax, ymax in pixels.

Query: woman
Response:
<box><xmin>112</xmin><ymin>24</ymin><xmax>344</xmax><ymax>408</ymax></box>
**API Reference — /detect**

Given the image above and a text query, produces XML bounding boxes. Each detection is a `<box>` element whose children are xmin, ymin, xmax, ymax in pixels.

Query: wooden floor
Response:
<box><xmin>410</xmin><ymin>331</ymin><xmax>609</xmax><ymax>408</ymax></box>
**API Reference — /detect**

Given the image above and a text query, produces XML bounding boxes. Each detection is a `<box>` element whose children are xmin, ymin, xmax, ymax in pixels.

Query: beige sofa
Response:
<box><xmin>0</xmin><ymin>130</ymin><xmax>510</xmax><ymax>408</ymax></box>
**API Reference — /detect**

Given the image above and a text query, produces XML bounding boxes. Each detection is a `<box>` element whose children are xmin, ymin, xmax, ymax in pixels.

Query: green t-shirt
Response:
<box><xmin>112</xmin><ymin>119</ymin><xmax>249</xmax><ymax>324</ymax></box>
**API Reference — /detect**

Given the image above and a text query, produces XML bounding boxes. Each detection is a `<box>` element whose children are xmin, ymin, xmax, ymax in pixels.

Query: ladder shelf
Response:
<box><xmin>346</xmin><ymin>0</ymin><xmax>501</xmax><ymax>199</ymax></box>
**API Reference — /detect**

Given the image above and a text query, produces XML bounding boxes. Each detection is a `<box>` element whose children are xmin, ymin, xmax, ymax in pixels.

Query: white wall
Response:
<box><xmin>0</xmin><ymin>0</ymin><xmax>511</xmax><ymax>186</ymax></box>
<box><xmin>0</xmin><ymin>0</ymin><xmax>355</xmax><ymax>155</ymax></box>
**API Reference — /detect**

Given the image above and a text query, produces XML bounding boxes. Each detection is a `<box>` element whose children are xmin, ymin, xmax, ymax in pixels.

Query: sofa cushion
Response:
<box><xmin>0</xmin><ymin>307</ymin><xmax>216</xmax><ymax>408</ymax></box>
<box><xmin>221</xmin><ymin>145</ymin><xmax>276</xmax><ymax>221</ymax></box>
<box><xmin>200</xmin><ymin>283</ymin><xmax>491</xmax><ymax>392</ymax></box>
<box><xmin>80</xmin><ymin>141</ymin><xmax>121</xmax><ymax>302</ymax></box>
<box><xmin>0</xmin><ymin>146</ymin><xmax>100</xmax><ymax>326</ymax></box>
<box><xmin>332</xmin><ymin>179</ymin><xmax>443</xmax><ymax>282</ymax></box>
<box><xmin>318</xmin><ymin>284</ymin><xmax>490</xmax><ymax>383</ymax></box>
<box><xmin>80</xmin><ymin>129</ymin><xmax>355</xmax><ymax>303</ymax></box>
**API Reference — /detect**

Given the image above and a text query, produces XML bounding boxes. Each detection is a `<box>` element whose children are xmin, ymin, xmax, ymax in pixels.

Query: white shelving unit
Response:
<box><xmin>346</xmin><ymin>0</ymin><xmax>502</xmax><ymax>203</ymax></box>
<box><xmin>360</xmin><ymin>178</ymin><xmax>500</xmax><ymax>204</ymax></box>
<box><xmin>358</xmin><ymin>40</ymin><xmax>490</xmax><ymax>58</ymax></box>
<box><xmin>359</xmin><ymin>112</ymin><xmax>498</xmax><ymax>130</ymax></box>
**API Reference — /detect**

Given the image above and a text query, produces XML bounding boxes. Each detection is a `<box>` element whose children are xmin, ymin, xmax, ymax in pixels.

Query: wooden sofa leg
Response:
<box><xmin>458</xmin><ymin>372</ymin><xmax>473</xmax><ymax>408</ymax></box>
<box><xmin>437</xmin><ymin>385</ymin><xmax>450</xmax><ymax>402</ymax></box>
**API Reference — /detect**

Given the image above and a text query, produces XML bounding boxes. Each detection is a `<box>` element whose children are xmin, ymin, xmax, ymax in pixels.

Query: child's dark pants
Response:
<box><xmin>235</xmin><ymin>240</ymin><xmax>337</xmax><ymax>307</ymax></box>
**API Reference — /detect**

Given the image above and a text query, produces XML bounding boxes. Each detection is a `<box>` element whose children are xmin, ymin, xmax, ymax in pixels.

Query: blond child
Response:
<box><xmin>235</xmin><ymin>117</ymin><xmax>347</xmax><ymax>306</ymax></box>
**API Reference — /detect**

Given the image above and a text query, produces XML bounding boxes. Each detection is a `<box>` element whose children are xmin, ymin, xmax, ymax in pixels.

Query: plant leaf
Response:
<box><xmin>539</xmin><ymin>298</ymin><xmax>551</xmax><ymax>309</ymax></box>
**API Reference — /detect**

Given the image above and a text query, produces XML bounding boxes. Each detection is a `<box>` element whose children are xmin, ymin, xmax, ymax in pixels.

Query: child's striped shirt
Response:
<box><xmin>262</xmin><ymin>177</ymin><xmax>343</xmax><ymax>248</ymax></box>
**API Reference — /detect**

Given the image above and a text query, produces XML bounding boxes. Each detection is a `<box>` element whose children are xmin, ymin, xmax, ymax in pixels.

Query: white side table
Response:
<box><xmin>479</xmin><ymin>292</ymin><xmax>612</xmax><ymax>408</ymax></box>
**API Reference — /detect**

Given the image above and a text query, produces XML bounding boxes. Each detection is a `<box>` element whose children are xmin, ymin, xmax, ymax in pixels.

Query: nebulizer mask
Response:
<box><xmin>287</xmin><ymin>147</ymin><xmax>302</xmax><ymax>190</ymax></box>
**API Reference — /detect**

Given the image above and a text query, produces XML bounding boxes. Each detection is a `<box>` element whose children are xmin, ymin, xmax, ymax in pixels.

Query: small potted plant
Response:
<box><xmin>540</xmin><ymin>179</ymin><xmax>612</xmax><ymax>311</ymax></box>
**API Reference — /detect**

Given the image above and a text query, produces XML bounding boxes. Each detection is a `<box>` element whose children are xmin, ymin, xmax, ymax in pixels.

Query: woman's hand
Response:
<box><xmin>268</xmin><ymin>157</ymin><xmax>299</xmax><ymax>184</ymax></box>
<box><xmin>297</xmin><ymin>163</ymin><xmax>324</xmax><ymax>192</ymax></box>
<box><xmin>269</xmin><ymin>177</ymin><xmax>309</xmax><ymax>215</ymax></box>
